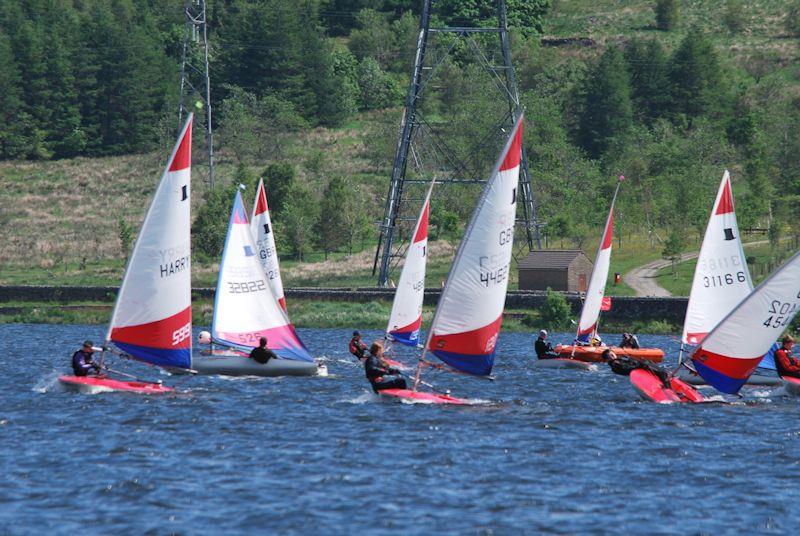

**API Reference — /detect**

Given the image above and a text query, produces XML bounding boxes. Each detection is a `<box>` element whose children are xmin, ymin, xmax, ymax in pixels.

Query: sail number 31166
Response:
<box><xmin>703</xmin><ymin>271</ymin><xmax>746</xmax><ymax>288</ymax></box>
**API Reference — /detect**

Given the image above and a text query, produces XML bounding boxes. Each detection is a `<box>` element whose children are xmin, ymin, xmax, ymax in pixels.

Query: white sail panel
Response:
<box><xmin>692</xmin><ymin>249</ymin><xmax>800</xmax><ymax>393</ymax></box>
<box><xmin>683</xmin><ymin>171</ymin><xmax>753</xmax><ymax>345</ymax></box>
<box><xmin>387</xmin><ymin>180</ymin><xmax>434</xmax><ymax>346</ymax></box>
<box><xmin>576</xmin><ymin>180</ymin><xmax>621</xmax><ymax>342</ymax></box>
<box><xmin>213</xmin><ymin>191</ymin><xmax>312</xmax><ymax>362</ymax></box>
<box><xmin>107</xmin><ymin>115</ymin><xmax>193</xmax><ymax>369</ymax></box>
<box><xmin>250</xmin><ymin>178</ymin><xmax>287</xmax><ymax>311</ymax></box>
<box><xmin>425</xmin><ymin>117</ymin><xmax>524</xmax><ymax>376</ymax></box>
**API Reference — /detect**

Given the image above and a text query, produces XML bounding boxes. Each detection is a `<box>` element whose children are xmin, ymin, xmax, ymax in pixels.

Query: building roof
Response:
<box><xmin>518</xmin><ymin>249</ymin><xmax>591</xmax><ymax>270</ymax></box>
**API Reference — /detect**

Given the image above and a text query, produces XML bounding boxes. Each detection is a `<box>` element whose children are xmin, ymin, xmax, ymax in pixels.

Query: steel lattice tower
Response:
<box><xmin>178</xmin><ymin>0</ymin><xmax>215</xmax><ymax>188</ymax></box>
<box><xmin>372</xmin><ymin>0</ymin><xmax>542</xmax><ymax>286</ymax></box>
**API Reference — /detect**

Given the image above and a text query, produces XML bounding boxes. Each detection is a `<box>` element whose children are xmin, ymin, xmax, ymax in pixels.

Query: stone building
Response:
<box><xmin>517</xmin><ymin>249</ymin><xmax>593</xmax><ymax>292</ymax></box>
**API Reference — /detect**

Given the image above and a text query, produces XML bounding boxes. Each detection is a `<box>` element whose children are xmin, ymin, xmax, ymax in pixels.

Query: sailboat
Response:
<box><xmin>59</xmin><ymin>115</ymin><xmax>195</xmax><ymax>394</ymax></box>
<box><xmin>631</xmin><ymin>248</ymin><xmax>800</xmax><ymax>403</ymax></box>
<box><xmin>550</xmin><ymin>177</ymin><xmax>664</xmax><ymax>364</ymax></box>
<box><xmin>385</xmin><ymin>179</ymin><xmax>434</xmax><ymax>348</ymax></box>
<box><xmin>250</xmin><ymin>178</ymin><xmax>287</xmax><ymax>311</ymax></box>
<box><xmin>674</xmin><ymin>171</ymin><xmax>782</xmax><ymax>386</ymax></box>
<box><xmin>191</xmin><ymin>190</ymin><xmax>319</xmax><ymax>377</ymax></box>
<box><xmin>378</xmin><ymin>115</ymin><xmax>524</xmax><ymax>404</ymax></box>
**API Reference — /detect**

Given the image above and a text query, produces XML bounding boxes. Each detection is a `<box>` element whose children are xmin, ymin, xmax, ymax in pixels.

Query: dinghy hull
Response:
<box><xmin>191</xmin><ymin>354</ymin><xmax>319</xmax><ymax>377</ymax></box>
<box><xmin>556</xmin><ymin>345</ymin><xmax>664</xmax><ymax>363</ymax></box>
<box><xmin>533</xmin><ymin>358</ymin><xmax>596</xmax><ymax>370</ymax></box>
<box><xmin>629</xmin><ymin>369</ymin><xmax>704</xmax><ymax>403</ymax></box>
<box><xmin>58</xmin><ymin>375</ymin><xmax>174</xmax><ymax>394</ymax></box>
<box><xmin>782</xmin><ymin>376</ymin><xmax>800</xmax><ymax>396</ymax></box>
<box><xmin>378</xmin><ymin>388</ymin><xmax>469</xmax><ymax>405</ymax></box>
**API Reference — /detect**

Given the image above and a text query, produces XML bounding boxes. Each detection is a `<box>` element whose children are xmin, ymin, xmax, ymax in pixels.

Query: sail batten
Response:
<box><xmin>387</xmin><ymin>180</ymin><xmax>434</xmax><ymax>346</ymax></box>
<box><xmin>213</xmin><ymin>191</ymin><xmax>312</xmax><ymax>362</ymax></box>
<box><xmin>107</xmin><ymin>115</ymin><xmax>194</xmax><ymax>370</ymax></box>
<box><xmin>423</xmin><ymin>116</ymin><xmax>524</xmax><ymax>377</ymax></box>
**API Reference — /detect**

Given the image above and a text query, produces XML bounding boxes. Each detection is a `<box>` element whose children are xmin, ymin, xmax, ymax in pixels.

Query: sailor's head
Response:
<box><xmin>352</xmin><ymin>331</ymin><xmax>361</xmax><ymax>339</ymax></box>
<box><xmin>83</xmin><ymin>340</ymin><xmax>94</xmax><ymax>354</ymax></box>
<box><xmin>370</xmin><ymin>340</ymin><xmax>384</xmax><ymax>356</ymax></box>
<box><xmin>539</xmin><ymin>329</ymin><xmax>547</xmax><ymax>339</ymax></box>
<box><xmin>782</xmin><ymin>335</ymin><xmax>795</xmax><ymax>349</ymax></box>
<box><xmin>259</xmin><ymin>337</ymin><xmax>268</xmax><ymax>348</ymax></box>
<box><xmin>601</xmin><ymin>348</ymin><xmax>616</xmax><ymax>361</ymax></box>
<box><xmin>198</xmin><ymin>331</ymin><xmax>212</xmax><ymax>344</ymax></box>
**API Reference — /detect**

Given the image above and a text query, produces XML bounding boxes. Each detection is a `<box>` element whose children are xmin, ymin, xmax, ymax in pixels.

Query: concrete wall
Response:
<box><xmin>0</xmin><ymin>285</ymin><xmax>688</xmax><ymax>322</ymax></box>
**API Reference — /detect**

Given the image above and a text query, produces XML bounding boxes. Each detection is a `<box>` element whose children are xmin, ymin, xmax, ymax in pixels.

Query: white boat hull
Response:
<box><xmin>532</xmin><ymin>358</ymin><xmax>597</xmax><ymax>371</ymax></box>
<box><xmin>675</xmin><ymin>368</ymin><xmax>782</xmax><ymax>387</ymax></box>
<box><xmin>189</xmin><ymin>354</ymin><xmax>320</xmax><ymax>377</ymax></box>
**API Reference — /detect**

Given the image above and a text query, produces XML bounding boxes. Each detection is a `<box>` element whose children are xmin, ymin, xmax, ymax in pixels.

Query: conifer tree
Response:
<box><xmin>669</xmin><ymin>30</ymin><xmax>728</xmax><ymax>120</ymax></box>
<box><xmin>625</xmin><ymin>38</ymin><xmax>671</xmax><ymax>124</ymax></box>
<box><xmin>577</xmin><ymin>47</ymin><xmax>633</xmax><ymax>159</ymax></box>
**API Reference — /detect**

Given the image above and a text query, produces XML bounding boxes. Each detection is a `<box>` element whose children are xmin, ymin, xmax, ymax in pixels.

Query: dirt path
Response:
<box><xmin>624</xmin><ymin>240</ymin><xmax>769</xmax><ymax>297</ymax></box>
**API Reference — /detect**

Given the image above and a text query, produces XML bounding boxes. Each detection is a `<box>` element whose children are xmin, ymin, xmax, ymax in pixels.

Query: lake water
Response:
<box><xmin>1</xmin><ymin>323</ymin><xmax>799</xmax><ymax>534</ymax></box>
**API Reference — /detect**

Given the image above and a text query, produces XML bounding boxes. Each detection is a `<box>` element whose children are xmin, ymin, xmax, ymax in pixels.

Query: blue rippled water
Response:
<box><xmin>2</xmin><ymin>323</ymin><xmax>800</xmax><ymax>534</ymax></box>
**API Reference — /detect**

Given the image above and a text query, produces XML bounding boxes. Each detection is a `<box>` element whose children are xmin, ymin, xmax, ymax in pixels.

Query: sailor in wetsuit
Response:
<box><xmin>250</xmin><ymin>337</ymin><xmax>278</xmax><ymax>364</ymax></box>
<box><xmin>364</xmin><ymin>341</ymin><xmax>407</xmax><ymax>393</ymax></box>
<box><xmin>775</xmin><ymin>335</ymin><xmax>800</xmax><ymax>379</ymax></box>
<box><xmin>349</xmin><ymin>331</ymin><xmax>368</xmax><ymax>361</ymax></box>
<box><xmin>619</xmin><ymin>333</ymin><xmax>640</xmax><ymax>349</ymax></box>
<box><xmin>71</xmin><ymin>340</ymin><xmax>101</xmax><ymax>376</ymax></box>
<box><xmin>535</xmin><ymin>330</ymin><xmax>559</xmax><ymax>359</ymax></box>
<box><xmin>603</xmin><ymin>348</ymin><xmax>671</xmax><ymax>389</ymax></box>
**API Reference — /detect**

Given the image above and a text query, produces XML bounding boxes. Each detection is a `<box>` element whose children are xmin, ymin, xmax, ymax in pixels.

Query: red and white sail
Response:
<box><xmin>576</xmin><ymin>178</ymin><xmax>622</xmax><ymax>343</ymax></box>
<box><xmin>213</xmin><ymin>191</ymin><xmax>312</xmax><ymax>362</ymax></box>
<box><xmin>250</xmin><ymin>178</ymin><xmax>287</xmax><ymax>311</ymax></box>
<box><xmin>683</xmin><ymin>170</ymin><xmax>752</xmax><ymax>345</ymax></box>
<box><xmin>692</xmin><ymin>249</ymin><xmax>800</xmax><ymax>393</ymax></box>
<box><xmin>106</xmin><ymin>115</ymin><xmax>193</xmax><ymax>369</ymax></box>
<box><xmin>424</xmin><ymin>117</ymin><xmax>524</xmax><ymax>377</ymax></box>
<box><xmin>386</xmin><ymin>180</ymin><xmax>434</xmax><ymax>346</ymax></box>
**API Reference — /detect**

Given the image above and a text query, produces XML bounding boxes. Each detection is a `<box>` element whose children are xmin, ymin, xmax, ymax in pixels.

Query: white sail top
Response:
<box><xmin>213</xmin><ymin>191</ymin><xmax>312</xmax><ymax>362</ymax></box>
<box><xmin>692</xmin><ymin>249</ymin><xmax>800</xmax><ymax>394</ymax></box>
<box><xmin>683</xmin><ymin>170</ymin><xmax>753</xmax><ymax>345</ymax></box>
<box><xmin>250</xmin><ymin>178</ymin><xmax>287</xmax><ymax>311</ymax></box>
<box><xmin>424</xmin><ymin>116</ymin><xmax>524</xmax><ymax>377</ymax></box>
<box><xmin>576</xmin><ymin>178</ymin><xmax>622</xmax><ymax>342</ymax></box>
<box><xmin>107</xmin><ymin>114</ymin><xmax>193</xmax><ymax>370</ymax></box>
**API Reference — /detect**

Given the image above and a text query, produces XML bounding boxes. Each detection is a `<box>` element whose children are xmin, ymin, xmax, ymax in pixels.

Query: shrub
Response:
<box><xmin>655</xmin><ymin>0</ymin><xmax>679</xmax><ymax>31</ymax></box>
<box><xmin>540</xmin><ymin>288</ymin><xmax>573</xmax><ymax>331</ymax></box>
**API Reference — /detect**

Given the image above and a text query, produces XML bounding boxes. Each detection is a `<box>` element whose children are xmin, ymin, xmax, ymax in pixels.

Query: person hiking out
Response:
<box><xmin>535</xmin><ymin>330</ymin><xmax>559</xmax><ymax>359</ymax></box>
<box><xmin>72</xmin><ymin>340</ymin><xmax>101</xmax><ymax>377</ymax></box>
<box><xmin>349</xmin><ymin>331</ymin><xmax>368</xmax><ymax>361</ymax></box>
<box><xmin>250</xmin><ymin>337</ymin><xmax>278</xmax><ymax>365</ymax></box>
<box><xmin>364</xmin><ymin>341</ymin><xmax>407</xmax><ymax>393</ymax></box>
<box><xmin>775</xmin><ymin>335</ymin><xmax>800</xmax><ymax>379</ymax></box>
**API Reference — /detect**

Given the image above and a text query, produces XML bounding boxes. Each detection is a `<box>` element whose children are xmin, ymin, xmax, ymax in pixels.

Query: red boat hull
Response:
<box><xmin>58</xmin><ymin>375</ymin><xmax>174</xmax><ymax>394</ymax></box>
<box><xmin>556</xmin><ymin>345</ymin><xmax>664</xmax><ymax>363</ymax></box>
<box><xmin>378</xmin><ymin>388</ymin><xmax>469</xmax><ymax>405</ymax></box>
<box><xmin>629</xmin><ymin>369</ymin><xmax>704</xmax><ymax>404</ymax></box>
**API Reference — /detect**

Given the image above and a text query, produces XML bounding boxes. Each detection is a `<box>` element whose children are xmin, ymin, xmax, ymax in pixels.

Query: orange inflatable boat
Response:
<box><xmin>554</xmin><ymin>344</ymin><xmax>664</xmax><ymax>363</ymax></box>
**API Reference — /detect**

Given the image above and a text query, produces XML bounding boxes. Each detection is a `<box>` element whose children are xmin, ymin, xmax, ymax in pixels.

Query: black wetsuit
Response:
<box><xmin>535</xmin><ymin>337</ymin><xmax>559</xmax><ymax>359</ymax></box>
<box><xmin>349</xmin><ymin>337</ymin><xmax>367</xmax><ymax>360</ymax></box>
<box><xmin>250</xmin><ymin>346</ymin><xmax>278</xmax><ymax>365</ymax></box>
<box><xmin>619</xmin><ymin>335</ymin><xmax>640</xmax><ymax>349</ymax></box>
<box><xmin>608</xmin><ymin>355</ymin><xmax>671</xmax><ymax>388</ymax></box>
<box><xmin>71</xmin><ymin>350</ymin><xmax>100</xmax><ymax>376</ymax></box>
<box><xmin>364</xmin><ymin>354</ymin><xmax>407</xmax><ymax>393</ymax></box>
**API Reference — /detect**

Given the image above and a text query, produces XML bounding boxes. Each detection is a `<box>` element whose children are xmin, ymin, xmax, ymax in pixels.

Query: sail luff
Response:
<box><xmin>250</xmin><ymin>178</ymin><xmax>287</xmax><ymax>311</ymax></box>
